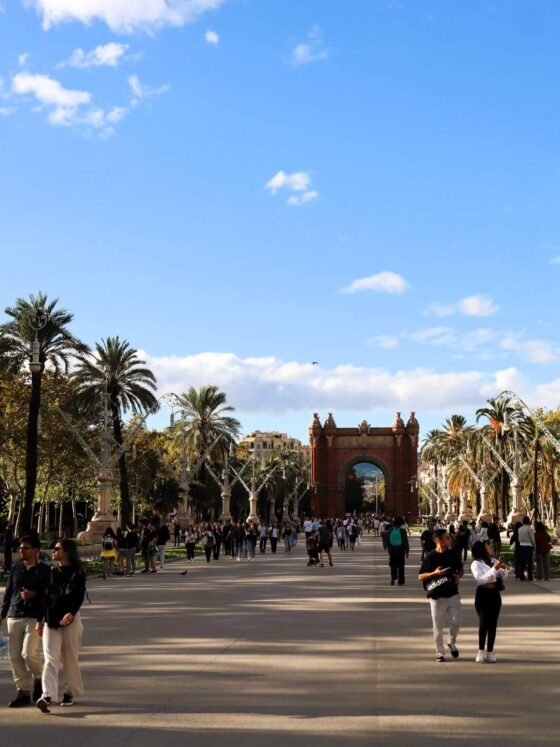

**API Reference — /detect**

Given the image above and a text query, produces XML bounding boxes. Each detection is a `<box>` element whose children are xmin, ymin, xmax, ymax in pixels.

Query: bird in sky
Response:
<box><xmin>311</xmin><ymin>361</ymin><xmax>319</xmax><ymax>365</ymax></box>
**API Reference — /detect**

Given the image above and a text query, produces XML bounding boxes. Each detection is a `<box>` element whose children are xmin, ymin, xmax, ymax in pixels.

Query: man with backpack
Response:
<box><xmin>387</xmin><ymin>517</ymin><xmax>409</xmax><ymax>585</ymax></box>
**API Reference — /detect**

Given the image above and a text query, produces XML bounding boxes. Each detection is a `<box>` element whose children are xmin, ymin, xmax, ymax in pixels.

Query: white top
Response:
<box><xmin>470</xmin><ymin>559</ymin><xmax>508</xmax><ymax>586</ymax></box>
<box><xmin>303</xmin><ymin>520</ymin><xmax>312</xmax><ymax>532</ymax></box>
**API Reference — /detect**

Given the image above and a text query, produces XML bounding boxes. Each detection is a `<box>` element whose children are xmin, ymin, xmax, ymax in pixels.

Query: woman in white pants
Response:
<box><xmin>36</xmin><ymin>539</ymin><xmax>86</xmax><ymax>713</ymax></box>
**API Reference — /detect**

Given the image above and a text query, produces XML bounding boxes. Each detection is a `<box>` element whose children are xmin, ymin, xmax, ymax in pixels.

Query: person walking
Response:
<box><xmin>124</xmin><ymin>523</ymin><xmax>139</xmax><ymax>576</ymax></box>
<box><xmin>387</xmin><ymin>517</ymin><xmax>409</xmax><ymax>585</ymax></box>
<box><xmin>184</xmin><ymin>526</ymin><xmax>196</xmax><ymax>562</ymax></box>
<box><xmin>36</xmin><ymin>539</ymin><xmax>86</xmax><ymax>713</ymax></box>
<box><xmin>471</xmin><ymin>540</ymin><xmax>508</xmax><ymax>663</ymax></box>
<box><xmin>535</xmin><ymin>521</ymin><xmax>553</xmax><ymax>581</ymax></box>
<box><xmin>455</xmin><ymin>521</ymin><xmax>470</xmax><ymax>563</ymax></box>
<box><xmin>172</xmin><ymin>518</ymin><xmax>181</xmax><ymax>547</ymax></box>
<box><xmin>509</xmin><ymin>521</ymin><xmax>522</xmax><ymax>579</ymax></box>
<box><xmin>517</xmin><ymin>516</ymin><xmax>536</xmax><ymax>581</ymax></box>
<box><xmin>317</xmin><ymin>520</ymin><xmax>334</xmax><ymax>567</ymax></box>
<box><xmin>0</xmin><ymin>534</ymin><xmax>50</xmax><ymax>707</ymax></box>
<box><xmin>258</xmin><ymin>523</ymin><xmax>268</xmax><ymax>554</ymax></box>
<box><xmin>246</xmin><ymin>522</ymin><xmax>258</xmax><ymax>561</ymax></box>
<box><xmin>156</xmin><ymin>522</ymin><xmax>170</xmax><ymax>569</ymax></box>
<box><xmin>201</xmin><ymin>524</ymin><xmax>216</xmax><ymax>563</ymax></box>
<box><xmin>115</xmin><ymin>527</ymin><xmax>127</xmax><ymax>576</ymax></box>
<box><xmin>282</xmin><ymin>521</ymin><xmax>292</xmax><ymax>553</ymax></box>
<box><xmin>269</xmin><ymin>524</ymin><xmax>278</xmax><ymax>554</ymax></box>
<box><xmin>418</xmin><ymin>528</ymin><xmax>464</xmax><ymax>662</ymax></box>
<box><xmin>212</xmin><ymin>523</ymin><xmax>223</xmax><ymax>561</ymax></box>
<box><xmin>100</xmin><ymin>527</ymin><xmax>118</xmax><ymax>579</ymax></box>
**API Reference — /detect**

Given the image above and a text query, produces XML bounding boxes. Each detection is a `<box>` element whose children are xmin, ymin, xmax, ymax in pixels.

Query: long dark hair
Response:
<box><xmin>57</xmin><ymin>538</ymin><xmax>83</xmax><ymax>573</ymax></box>
<box><xmin>471</xmin><ymin>540</ymin><xmax>491</xmax><ymax>565</ymax></box>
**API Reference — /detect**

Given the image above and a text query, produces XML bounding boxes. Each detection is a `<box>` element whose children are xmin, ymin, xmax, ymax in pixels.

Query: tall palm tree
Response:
<box><xmin>175</xmin><ymin>386</ymin><xmax>241</xmax><ymax>517</ymax></box>
<box><xmin>0</xmin><ymin>293</ymin><xmax>88</xmax><ymax>532</ymax></box>
<box><xmin>74</xmin><ymin>337</ymin><xmax>158</xmax><ymax>527</ymax></box>
<box><xmin>420</xmin><ymin>429</ymin><xmax>444</xmax><ymax>512</ymax></box>
<box><xmin>175</xmin><ymin>385</ymin><xmax>240</xmax><ymax>461</ymax></box>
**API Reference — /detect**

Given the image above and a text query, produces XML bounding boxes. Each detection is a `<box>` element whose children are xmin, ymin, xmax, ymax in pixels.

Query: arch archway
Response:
<box><xmin>309</xmin><ymin>412</ymin><xmax>419</xmax><ymax>518</ymax></box>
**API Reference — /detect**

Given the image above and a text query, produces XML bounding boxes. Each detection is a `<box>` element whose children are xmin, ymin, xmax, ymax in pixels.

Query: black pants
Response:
<box><xmin>204</xmin><ymin>547</ymin><xmax>212</xmax><ymax>563</ymax></box>
<box><xmin>518</xmin><ymin>545</ymin><xmax>534</xmax><ymax>580</ymax></box>
<box><xmin>186</xmin><ymin>542</ymin><xmax>195</xmax><ymax>560</ymax></box>
<box><xmin>475</xmin><ymin>587</ymin><xmax>502</xmax><ymax>652</ymax></box>
<box><xmin>259</xmin><ymin>537</ymin><xmax>267</xmax><ymax>553</ymax></box>
<box><xmin>388</xmin><ymin>549</ymin><xmax>406</xmax><ymax>585</ymax></box>
<box><xmin>213</xmin><ymin>542</ymin><xmax>221</xmax><ymax>560</ymax></box>
<box><xmin>270</xmin><ymin>537</ymin><xmax>278</xmax><ymax>553</ymax></box>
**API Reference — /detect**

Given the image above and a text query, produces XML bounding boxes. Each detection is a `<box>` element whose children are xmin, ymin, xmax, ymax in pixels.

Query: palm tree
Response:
<box><xmin>175</xmin><ymin>385</ymin><xmax>240</xmax><ymax>460</ymax></box>
<box><xmin>267</xmin><ymin>445</ymin><xmax>302</xmax><ymax>520</ymax></box>
<box><xmin>476</xmin><ymin>395</ymin><xmax>531</xmax><ymax>518</ymax></box>
<box><xmin>175</xmin><ymin>386</ymin><xmax>241</xmax><ymax>518</ymax></box>
<box><xmin>0</xmin><ymin>293</ymin><xmax>88</xmax><ymax>532</ymax></box>
<box><xmin>420</xmin><ymin>429</ymin><xmax>444</xmax><ymax>513</ymax></box>
<box><xmin>74</xmin><ymin>337</ymin><xmax>158</xmax><ymax>527</ymax></box>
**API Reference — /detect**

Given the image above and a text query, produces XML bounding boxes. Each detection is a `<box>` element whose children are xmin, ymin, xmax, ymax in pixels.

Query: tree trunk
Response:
<box><xmin>532</xmin><ymin>440</ymin><xmax>540</xmax><ymax>519</ymax></box>
<box><xmin>21</xmin><ymin>369</ymin><xmax>42</xmax><ymax>533</ymax></box>
<box><xmin>551</xmin><ymin>468</ymin><xmax>558</xmax><ymax>526</ymax></box>
<box><xmin>110</xmin><ymin>398</ymin><xmax>130</xmax><ymax>528</ymax></box>
<box><xmin>501</xmin><ymin>469</ymin><xmax>509</xmax><ymax>520</ymax></box>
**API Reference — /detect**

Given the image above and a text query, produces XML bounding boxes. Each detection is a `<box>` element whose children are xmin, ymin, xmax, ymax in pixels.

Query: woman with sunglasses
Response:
<box><xmin>36</xmin><ymin>539</ymin><xmax>86</xmax><ymax>714</ymax></box>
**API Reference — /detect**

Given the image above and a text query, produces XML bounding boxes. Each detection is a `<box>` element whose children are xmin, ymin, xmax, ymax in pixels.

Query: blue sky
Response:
<box><xmin>2</xmin><ymin>0</ymin><xmax>560</xmax><ymax>442</ymax></box>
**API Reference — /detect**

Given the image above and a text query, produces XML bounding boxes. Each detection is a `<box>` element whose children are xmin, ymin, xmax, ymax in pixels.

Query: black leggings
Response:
<box><xmin>475</xmin><ymin>587</ymin><xmax>502</xmax><ymax>652</ymax></box>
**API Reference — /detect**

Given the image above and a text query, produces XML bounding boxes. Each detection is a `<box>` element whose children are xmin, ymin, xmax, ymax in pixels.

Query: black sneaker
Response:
<box><xmin>61</xmin><ymin>693</ymin><xmax>74</xmax><ymax>706</ymax></box>
<box><xmin>33</xmin><ymin>679</ymin><xmax>42</xmax><ymax>703</ymax></box>
<box><xmin>36</xmin><ymin>696</ymin><xmax>51</xmax><ymax>714</ymax></box>
<box><xmin>9</xmin><ymin>691</ymin><xmax>32</xmax><ymax>708</ymax></box>
<box><xmin>436</xmin><ymin>653</ymin><xmax>446</xmax><ymax>663</ymax></box>
<box><xmin>448</xmin><ymin>643</ymin><xmax>459</xmax><ymax>659</ymax></box>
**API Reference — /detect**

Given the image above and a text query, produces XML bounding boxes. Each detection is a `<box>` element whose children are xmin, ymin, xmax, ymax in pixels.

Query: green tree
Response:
<box><xmin>0</xmin><ymin>293</ymin><xmax>88</xmax><ymax>532</ymax></box>
<box><xmin>74</xmin><ymin>337</ymin><xmax>158</xmax><ymax>527</ymax></box>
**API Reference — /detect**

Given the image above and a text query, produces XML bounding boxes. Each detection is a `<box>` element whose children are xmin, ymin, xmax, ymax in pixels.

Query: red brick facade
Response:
<box><xmin>308</xmin><ymin>412</ymin><xmax>419</xmax><ymax>518</ymax></box>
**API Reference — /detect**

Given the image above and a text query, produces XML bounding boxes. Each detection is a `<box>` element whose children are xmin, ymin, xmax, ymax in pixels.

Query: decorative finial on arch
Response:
<box><xmin>392</xmin><ymin>411</ymin><xmax>405</xmax><ymax>432</ymax></box>
<box><xmin>324</xmin><ymin>412</ymin><xmax>337</xmax><ymax>430</ymax></box>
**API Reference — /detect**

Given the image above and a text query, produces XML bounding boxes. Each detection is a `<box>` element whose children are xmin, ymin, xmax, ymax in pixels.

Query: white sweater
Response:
<box><xmin>470</xmin><ymin>559</ymin><xmax>508</xmax><ymax>586</ymax></box>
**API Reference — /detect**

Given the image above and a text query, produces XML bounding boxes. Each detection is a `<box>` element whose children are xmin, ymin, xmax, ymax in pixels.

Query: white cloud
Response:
<box><xmin>424</xmin><ymin>302</ymin><xmax>456</xmax><ymax>318</ymax></box>
<box><xmin>22</xmin><ymin>0</ymin><xmax>228</xmax><ymax>34</ymax></box>
<box><xmin>287</xmin><ymin>190</ymin><xmax>319</xmax><ymax>207</ymax></box>
<box><xmin>409</xmin><ymin>327</ymin><xmax>457</xmax><ymax>346</ymax></box>
<box><xmin>425</xmin><ymin>294</ymin><xmax>499</xmax><ymax>318</ymax></box>
<box><xmin>61</xmin><ymin>42</ymin><xmax>129</xmax><ymax>69</ymax></box>
<box><xmin>12</xmin><ymin>72</ymin><xmax>90</xmax><ymax>107</ymax></box>
<box><xmin>370</xmin><ymin>335</ymin><xmax>400</xmax><ymax>350</ymax></box>
<box><xmin>459</xmin><ymin>295</ymin><xmax>499</xmax><ymax>317</ymax></box>
<box><xmin>499</xmin><ymin>332</ymin><xmax>557</xmax><ymax>364</ymax></box>
<box><xmin>290</xmin><ymin>26</ymin><xmax>329</xmax><ymax>66</ymax></box>
<box><xmin>205</xmin><ymin>29</ymin><xmax>219</xmax><ymax>44</ymax></box>
<box><xmin>11</xmin><ymin>72</ymin><xmax>122</xmax><ymax>137</ymax></box>
<box><xmin>138</xmin><ymin>350</ymin><xmax>548</xmax><ymax>415</ymax></box>
<box><xmin>341</xmin><ymin>271</ymin><xmax>409</xmax><ymax>295</ymax></box>
<box><xmin>129</xmin><ymin>74</ymin><xmax>169</xmax><ymax>104</ymax></box>
<box><xmin>265</xmin><ymin>170</ymin><xmax>318</xmax><ymax>207</ymax></box>
<box><xmin>18</xmin><ymin>52</ymin><xmax>31</xmax><ymax>66</ymax></box>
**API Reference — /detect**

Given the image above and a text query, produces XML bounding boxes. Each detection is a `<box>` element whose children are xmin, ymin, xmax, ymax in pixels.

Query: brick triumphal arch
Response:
<box><xmin>309</xmin><ymin>412</ymin><xmax>419</xmax><ymax>518</ymax></box>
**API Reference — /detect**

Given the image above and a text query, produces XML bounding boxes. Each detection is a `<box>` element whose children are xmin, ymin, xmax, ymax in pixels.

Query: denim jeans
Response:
<box><xmin>158</xmin><ymin>545</ymin><xmax>166</xmax><ymax>567</ymax></box>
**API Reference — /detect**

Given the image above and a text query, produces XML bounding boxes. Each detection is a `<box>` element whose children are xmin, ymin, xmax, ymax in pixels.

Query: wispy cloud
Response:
<box><xmin>425</xmin><ymin>294</ymin><xmax>499</xmax><ymax>318</ymax></box>
<box><xmin>18</xmin><ymin>52</ymin><xmax>31</xmax><ymax>67</ymax></box>
<box><xmin>205</xmin><ymin>29</ymin><xmax>219</xmax><ymax>44</ymax></box>
<box><xmin>23</xmin><ymin>0</ymin><xmax>228</xmax><ymax>34</ymax></box>
<box><xmin>10</xmin><ymin>70</ymin><xmax>168</xmax><ymax>138</ymax></box>
<box><xmin>290</xmin><ymin>26</ymin><xmax>329</xmax><ymax>66</ymax></box>
<box><xmin>129</xmin><ymin>74</ymin><xmax>170</xmax><ymax>104</ymax></box>
<box><xmin>265</xmin><ymin>170</ymin><xmax>318</xmax><ymax>207</ymax></box>
<box><xmin>341</xmin><ymin>271</ymin><xmax>409</xmax><ymax>295</ymax></box>
<box><xmin>59</xmin><ymin>42</ymin><xmax>130</xmax><ymax>69</ymax></box>
<box><xmin>499</xmin><ymin>332</ymin><xmax>557</xmax><ymax>364</ymax></box>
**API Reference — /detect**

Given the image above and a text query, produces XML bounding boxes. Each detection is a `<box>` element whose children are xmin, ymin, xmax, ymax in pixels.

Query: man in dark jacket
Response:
<box><xmin>387</xmin><ymin>517</ymin><xmax>410</xmax><ymax>586</ymax></box>
<box><xmin>0</xmin><ymin>534</ymin><xmax>50</xmax><ymax>707</ymax></box>
<box><xmin>157</xmin><ymin>523</ymin><xmax>170</xmax><ymax>569</ymax></box>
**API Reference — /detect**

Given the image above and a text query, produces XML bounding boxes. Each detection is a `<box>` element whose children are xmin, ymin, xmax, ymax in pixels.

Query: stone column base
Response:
<box><xmin>77</xmin><ymin>513</ymin><xmax>118</xmax><ymax>544</ymax></box>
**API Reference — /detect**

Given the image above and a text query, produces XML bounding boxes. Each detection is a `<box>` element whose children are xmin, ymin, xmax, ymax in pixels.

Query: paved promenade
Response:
<box><xmin>1</xmin><ymin>536</ymin><xmax>559</xmax><ymax>745</ymax></box>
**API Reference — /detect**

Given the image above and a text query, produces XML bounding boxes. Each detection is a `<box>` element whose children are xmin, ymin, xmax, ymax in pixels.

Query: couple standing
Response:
<box><xmin>418</xmin><ymin>527</ymin><xmax>507</xmax><ymax>663</ymax></box>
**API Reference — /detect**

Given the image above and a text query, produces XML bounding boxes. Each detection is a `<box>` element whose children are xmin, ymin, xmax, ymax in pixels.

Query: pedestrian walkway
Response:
<box><xmin>0</xmin><ymin>536</ymin><xmax>559</xmax><ymax>745</ymax></box>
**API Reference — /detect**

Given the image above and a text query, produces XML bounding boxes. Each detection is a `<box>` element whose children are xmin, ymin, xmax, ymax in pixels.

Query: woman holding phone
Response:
<box><xmin>470</xmin><ymin>540</ymin><xmax>508</xmax><ymax>663</ymax></box>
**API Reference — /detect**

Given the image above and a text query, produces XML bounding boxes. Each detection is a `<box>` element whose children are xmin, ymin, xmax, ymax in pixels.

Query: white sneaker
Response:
<box><xmin>486</xmin><ymin>652</ymin><xmax>497</xmax><ymax>663</ymax></box>
<box><xmin>475</xmin><ymin>650</ymin><xmax>486</xmax><ymax>663</ymax></box>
